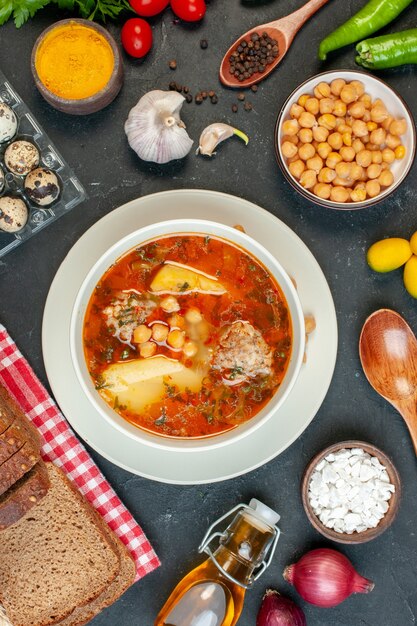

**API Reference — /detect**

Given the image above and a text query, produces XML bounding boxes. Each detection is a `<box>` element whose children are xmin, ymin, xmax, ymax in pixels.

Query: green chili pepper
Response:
<box><xmin>356</xmin><ymin>28</ymin><xmax>417</xmax><ymax>68</ymax></box>
<box><xmin>318</xmin><ymin>0</ymin><xmax>413</xmax><ymax>61</ymax></box>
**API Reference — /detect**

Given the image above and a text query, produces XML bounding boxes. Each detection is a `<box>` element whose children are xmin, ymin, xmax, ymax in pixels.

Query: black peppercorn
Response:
<box><xmin>195</xmin><ymin>94</ymin><xmax>203</xmax><ymax>104</ymax></box>
<box><xmin>244</xmin><ymin>101</ymin><xmax>253</xmax><ymax>111</ymax></box>
<box><xmin>169</xmin><ymin>59</ymin><xmax>177</xmax><ymax>70</ymax></box>
<box><xmin>201</xmin><ymin>91</ymin><xmax>207</xmax><ymax>99</ymax></box>
<box><xmin>211</xmin><ymin>95</ymin><xmax>218</xmax><ymax>104</ymax></box>
<box><xmin>232</xmin><ymin>104</ymin><xmax>238</xmax><ymax>113</ymax></box>
<box><xmin>169</xmin><ymin>81</ymin><xmax>176</xmax><ymax>91</ymax></box>
<box><xmin>200</xmin><ymin>39</ymin><xmax>208</xmax><ymax>49</ymax></box>
<box><xmin>237</xmin><ymin>93</ymin><xmax>245</xmax><ymax>101</ymax></box>
<box><xmin>251</xmin><ymin>84</ymin><xmax>258</xmax><ymax>92</ymax></box>
<box><xmin>186</xmin><ymin>93</ymin><xmax>193</xmax><ymax>103</ymax></box>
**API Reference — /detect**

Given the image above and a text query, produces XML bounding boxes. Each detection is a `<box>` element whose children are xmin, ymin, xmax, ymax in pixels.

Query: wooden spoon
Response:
<box><xmin>219</xmin><ymin>0</ymin><xmax>331</xmax><ymax>88</ymax></box>
<box><xmin>359</xmin><ymin>308</ymin><xmax>417</xmax><ymax>454</ymax></box>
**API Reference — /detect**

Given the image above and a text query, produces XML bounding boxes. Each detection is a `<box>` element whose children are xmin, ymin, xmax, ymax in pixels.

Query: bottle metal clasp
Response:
<box><xmin>198</xmin><ymin>503</ymin><xmax>281</xmax><ymax>590</ymax></box>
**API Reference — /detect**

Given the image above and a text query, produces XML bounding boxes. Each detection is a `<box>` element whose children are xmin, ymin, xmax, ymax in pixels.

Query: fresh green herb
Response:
<box><xmin>94</xmin><ymin>374</ymin><xmax>109</xmax><ymax>390</ymax></box>
<box><xmin>229</xmin><ymin>365</ymin><xmax>244</xmax><ymax>380</ymax></box>
<box><xmin>0</xmin><ymin>0</ymin><xmax>133</xmax><ymax>28</ymax></box>
<box><xmin>248</xmin><ymin>263</ymin><xmax>257</xmax><ymax>271</ymax></box>
<box><xmin>120</xmin><ymin>348</ymin><xmax>130</xmax><ymax>360</ymax></box>
<box><xmin>179</xmin><ymin>281</ymin><xmax>190</xmax><ymax>292</ymax></box>
<box><xmin>163</xmin><ymin>381</ymin><xmax>177</xmax><ymax>398</ymax></box>
<box><xmin>204</xmin><ymin>235</ymin><xmax>211</xmax><ymax>245</ymax></box>
<box><xmin>216</xmin><ymin>269</ymin><xmax>222</xmax><ymax>277</ymax></box>
<box><xmin>205</xmin><ymin>413</ymin><xmax>214</xmax><ymax>424</ymax></box>
<box><xmin>154</xmin><ymin>408</ymin><xmax>167</xmax><ymax>426</ymax></box>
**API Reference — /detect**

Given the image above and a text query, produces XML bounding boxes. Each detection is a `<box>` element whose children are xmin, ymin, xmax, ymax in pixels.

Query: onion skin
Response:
<box><xmin>283</xmin><ymin>548</ymin><xmax>374</xmax><ymax>608</ymax></box>
<box><xmin>257</xmin><ymin>590</ymin><xmax>306</xmax><ymax>626</ymax></box>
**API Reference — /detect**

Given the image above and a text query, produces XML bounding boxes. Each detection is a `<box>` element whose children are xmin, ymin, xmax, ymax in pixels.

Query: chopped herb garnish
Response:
<box><xmin>229</xmin><ymin>365</ymin><xmax>244</xmax><ymax>380</ymax></box>
<box><xmin>204</xmin><ymin>235</ymin><xmax>211</xmax><ymax>245</ymax></box>
<box><xmin>155</xmin><ymin>408</ymin><xmax>167</xmax><ymax>425</ymax></box>
<box><xmin>163</xmin><ymin>381</ymin><xmax>177</xmax><ymax>398</ymax></box>
<box><xmin>94</xmin><ymin>374</ymin><xmax>109</xmax><ymax>390</ymax></box>
<box><xmin>120</xmin><ymin>348</ymin><xmax>130</xmax><ymax>360</ymax></box>
<box><xmin>248</xmin><ymin>264</ymin><xmax>256</xmax><ymax>271</ymax></box>
<box><xmin>179</xmin><ymin>281</ymin><xmax>190</xmax><ymax>292</ymax></box>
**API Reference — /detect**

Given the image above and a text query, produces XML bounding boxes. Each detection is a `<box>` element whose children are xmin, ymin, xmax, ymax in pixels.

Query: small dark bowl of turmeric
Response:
<box><xmin>31</xmin><ymin>19</ymin><xmax>123</xmax><ymax>115</ymax></box>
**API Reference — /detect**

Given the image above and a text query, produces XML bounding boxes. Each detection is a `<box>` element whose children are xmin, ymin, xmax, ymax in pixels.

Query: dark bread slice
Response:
<box><xmin>0</xmin><ymin>384</ymin><xmax>41</xmax><ymax>471</ymax></box>
<box><xmin>0</xmin><ymin>460</ymin><xmax>50</xmax><ymax>530</ymax></box>
<box><xmin>58</xmin><ymin>528</ymin><xmax>135</xmax><ymax>626</ymax></box>
<box><xmin>0</xmin><ymin>441</ymin><xmax>39</xmax><ymax>496</ymax></box>
<box><xmin>0</xmin><ymin>463</ymin><xmax>120</xmax><ymax>626</ymax></box>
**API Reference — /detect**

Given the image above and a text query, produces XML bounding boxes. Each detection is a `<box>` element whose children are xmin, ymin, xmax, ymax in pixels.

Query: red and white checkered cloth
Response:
<box><xmin>0</xmin><ymin>324</ymin><xmax>160</xmax><ymax>582</ymax></box>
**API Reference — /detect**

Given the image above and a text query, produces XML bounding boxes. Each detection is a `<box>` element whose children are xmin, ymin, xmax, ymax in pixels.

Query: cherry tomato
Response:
<box><xmin>121</xmin><ymin>18</ymin><xmax>153</xmax><ymax>58</ymax></box>
<box><xmin>170</xmin><ymin>0</ymin><xmax>206</xmax><ymax>22</ymax></box>
<box><xmin>129</xmin><ymin>0</ymin><xmax>170</xmax><ymax>17</ymax></box>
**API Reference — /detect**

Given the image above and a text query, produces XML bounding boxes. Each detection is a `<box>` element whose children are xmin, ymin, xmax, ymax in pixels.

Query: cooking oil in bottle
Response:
<box><xmin>155</xmin><ymin>499</ymin><xmax>280</xmax><ymax>626</ymax></box>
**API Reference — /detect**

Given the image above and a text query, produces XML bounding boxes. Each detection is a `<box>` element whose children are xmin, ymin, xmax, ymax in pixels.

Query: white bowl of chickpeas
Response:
<box><xmin>275</xmin><ymin>70</ymin><xmax>415</xmax><ymax>209</ymax></box>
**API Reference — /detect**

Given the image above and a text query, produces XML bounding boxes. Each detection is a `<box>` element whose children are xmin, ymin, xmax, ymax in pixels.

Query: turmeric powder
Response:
<box><xmin>35</xmin><ymin>22</ymin><xmax>114</xmax><ymax>100</ymax></box>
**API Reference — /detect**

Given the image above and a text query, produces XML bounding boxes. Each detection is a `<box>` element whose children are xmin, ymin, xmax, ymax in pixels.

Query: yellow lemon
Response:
<box><xmin>404</xmin><ymin>255</ymin><xmax>417</xmax><ymax>298</ymax></box>
<box><xmin>367</xmin><ymin>238</ymin><xmax>412</xmax><ymax>273</ymax></box>
<box><xmin>410</xmin><ymin>231</ymin><xmax>417</xmax><ymax>256</ymax></box>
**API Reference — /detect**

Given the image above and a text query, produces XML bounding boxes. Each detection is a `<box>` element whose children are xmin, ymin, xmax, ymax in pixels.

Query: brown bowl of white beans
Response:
<box><xmin>274</xmin><ymin>70</ymin><xmax>416</xmax><ymax>210</ymax></box>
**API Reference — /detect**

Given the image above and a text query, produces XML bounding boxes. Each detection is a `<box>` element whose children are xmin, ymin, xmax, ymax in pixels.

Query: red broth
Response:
<box><xmin>83</xmin><ymin>234</ymin><xmax>292</xmax><ymax>438</ymax></box>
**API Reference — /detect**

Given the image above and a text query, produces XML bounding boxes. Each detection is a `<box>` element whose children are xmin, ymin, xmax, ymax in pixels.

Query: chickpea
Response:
<box><xmin>337</xmin><ymin>123</ymin><xmax>351</xmax><ymax>134</ymax></box>
<box><xmin>330</xmin><ymin>78</ymin><xmax>346</xmax><ymax>97</ymax></box>
<box><xmin>350</xmin><ymin>80</ymin><xmax>365</xmax><ymax>97</ymax></box>
<box><xmin>312</xmin><ymin>140</ymin><xmax>319</xmax><ymax>150</ymax></box>
<box><xmin>287</xmin><ymin>154</ymin><xmax>299</xmax><ymax>164</ymax></box>
<box><xmin>382</xmin><ymin>116</ymin><xmax>394</xmax><ymax>131</ymax></box>
<box><xmin>282</xmin><ymin>119</ymin><xmax>299</xmax><ymax>135</ymax></box>
<box><xmin>330</xmin><ymin>186</ymin><xmax>349</xmax><ymax>202</ymax></box>
<box><xmin>350</xmin><ymin>163</ymin><xmax>364</xmax><ymax>181</ymax></box>
<box><xmin>305</xmin><ymin>97</ymin><xmax>320</xmax><ymax>115</ymax></box>
<box><xmin>362</xmin><ymin>110</ymin><xmax>371</xmax><ymax>122</ymax></box>
<box><xmin>299</xmin><ymin>169</ymin><xmax>317</xmax><ymax>189</ymax></box>
<box><xmin>326</xmin><ymin>151</ymin><xmax>342</xmax><ymax>169</ymax></box>
<box><xmin>370</xmin><ymin>127</ymin><xmax>386</xmax><ymax>145</ymax></box>
<box><xmin>290</xmin><ymin>103</ymin><xmax>304</xmax><ymax>119</ymax></box>
<box><xmin>298</xmin><ymin>128</ymin><xmax>313</xmax><ymax>143</ymax></box>
<box><xmin>306</xmin><ymin>155</ymin><xmax>323</xmax><ymax>173</ymax></box>
<box><xmin>313</xmin><ymin>126</ymin><xmax>329</xmax><ymax>142</ymax></box>
<box><xmin>318</xmin><ymin>114</ymin><xmax>337</xmax><ymax>130</ymax></box>
<box><xmin>365</xmin><ymin>142</ymin><xmax>378</xmax><ymax>151</ymax></box>
<box><xmin>298</xmin><ymin>143</ymin><xmax>316</xmax><ymax>161</ymax></box>
<box><xmin>352</xmin><ymin>138</ymin><xmax>365</xmax><ymax>153</ymax></box>
<box><xmin>359</xmin><ymin>93</ymin><xmax>372</xmax><ymax>109</ymax></box>
<box><xmin>183</xmin><ymin>340</ymin><xmax>198</xmax><ymax>358</ymax></box>
<box><xmin>318</xmin><ymin>167</ymin><xmax>336</xmax><ymax>183</ymax></box>
<box><xmin>366</xmin><ymin>121</ymin><xmax>378</xmax><ymax>132</ymax></box>
<box><xmin>288</xmin><ymin>159</ymin><xmax>305</xmax><ymax>179</ymax></box>
<box><xmin>140</xmin><ymin>341</ymin><xmax>157</xmax><ymax>358</ymax></box>
<box><xmin>319</xmin><ymin>98</ymin><xmax>335</xmax><ymax>114</ymax></box>
<box><xmin>160</xmin><ymin>296</ymin><xmax>180</xmax><ymax>313</ymax></box>
<box><xmin>299</xmin><ymin>111</ymin><xmax>317</xmax><ymax>129</ymax></box>
<box><xmin>351</xmin><ymin>186</ymin><xmax>367</xmax><ymax>202</ymax></box>
<box><xmin>333</xmin><ymin>176</ymin><xmax>353</xmax><ymax>187</ymax></box>
<box><xmin>298</xmin><ymin>94</ymin><xmax>309</xmax><ymax>107</ymax></box>
<box><xmin>327</xmin><ymin>132</ymin><xmax>342</xmax><ymax>150</ymax></box>
<box><xmin>151</xmin><ymin>323</ymin><xmax>169</xmax><ymax>342</ymax></box>
<box><xmin>370</xmin><ymin>104</ymin><xmax>388</xmax><ymax>123</ymax></box>
<box><xmin>317</xmin><ymin>141</ymin><xmax>332</xmax><ymax>159</ymax></box>
<box><xmin>167</xmin><ymin>329</ymin><xmax>185</xmax><ymax>349</ymax></box>
<box><xmin>340</xmin><ymin>84</ymin><xmax>358</xmax><ymax>104</ymax></box>
<box><xmin>389</xmin><ymin>118</ymin><xmax>407</xmax><ymax>136</ymax></box>
<box><xmin>282</xmin><ymin>134</ymin><xmax>298</xmax><ymax>145</ymax></box>
<box><xmin>378</xmin><ymin>169</ymin><xmax>394</xmax><ymax>187</ymax></box>
<box><xmin>282</xmin><ymin>141</ymin><xmax>298</xmax><ymax>159</ymax></box>
<box><xmin>314</xmin><ymin>82</ymin><xmax>331</xmax><ymax>98</ymax></box>
<box><xmin>395</xmin><ymin>145</ymin><xmax>406</xmax><ymax>159</ymax></box>
<box><xmin>335</xmin><ymin>161</ymin><xmax>352</xmax><ymax>179</ymax></box>
<box><xmin>349</xmin><ymin>101</ymin><xmax>365</xmax><ymax>118</ymax></box>
<box><xmin>185</xmin><ymin>307</ymin><xmax>203</xmax><ymax>324</ymax></box>
<box><xmin>333</xmin><ymin>100</ymin><xmax>347</xmax><ymax>117</ymax></box>
<box><xmin>167</xmin><ymin>313</ymin><xmax>185</xmax><ymax>329</ymax></box>
<box><xmin>335</xmin><ymin>117</ymin><xmax>345</xmax><ymax>128</ymax></box>
<box><xmin>133</xmin><ymin>324</ymin><xmax>152</xmax><ymax>344</ymax></box>
<box><xmin>367</xmin><ymin>163</ymin><xmax>382</xmax><ymax>179</ymax></box>
<box><xmin>380</xmin><ymin>161</ymin><xmax>389</xmax><ymax>170</ymax></box>
<box><xmin>361</xmin><ymin>133</ymin><xmax>370</xmax><ymax>144</ymax></box>
<box><xmin>371</xmin><ymin>150</ymin><xmax>383</xmax><ymax>165</ymax></box>
<box><xmin>351</xmin><ymin>119</ymin><xmax>368</xmax><ymax>137</ymax></box>
<box><xmin>342</xmin><ymin>132</ymin><xmax>352</xmax><ymax>146</ymax></box>
<box><xmin>356</xmin><ymin>149</ymin><xmax>372</xmax><ymax>168</ymax></box>
<box><xmin>313</xmin><ymin>182</ymin><xmax>331</xmax><ymax>199</ymax></box>
<box><xmin>382</xmin><ymin>147</ymin><xmax>395</xmax><ymax>163</ymax></box>
<box><xmin>386</xmin><ymin>133</ymin><xmax>401</xmax><ymax>149</ymax></box>
<box><xmin>339</xmin><ymin>146</ymin><xmax>355</xmax><ymax>162</ymax></box>
<box><xmin>365</xmin><ymin>180</ymin><xmax>381</xmax><ymax>198</ymax></box>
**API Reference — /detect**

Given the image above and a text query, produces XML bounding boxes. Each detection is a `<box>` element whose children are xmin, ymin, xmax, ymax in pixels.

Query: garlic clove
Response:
<box><xmin>125</xmin><ymin>90</ymin><xmax>193</xmax><ymax>164</ymax></box>
<box><xmin>197</xmin><ymin>123</ymin><xmax>249</xmax><ymax>157</ymax></box>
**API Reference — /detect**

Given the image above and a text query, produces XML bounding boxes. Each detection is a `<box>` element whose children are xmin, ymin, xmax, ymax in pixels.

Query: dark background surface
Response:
<box><xmin>1</xmin><ymin>0</ymin><xmax>417</xmax><ymax>624</ymax></box>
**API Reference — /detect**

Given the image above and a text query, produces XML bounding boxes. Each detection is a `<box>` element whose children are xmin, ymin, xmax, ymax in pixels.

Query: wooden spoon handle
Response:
<box><xmin>397</xmin><ymin>400</ymin><xmax>417</xmax><ymax>456</ymax></box>
<box><xmin>272</xmin><ymin>0</ymin><xmax>331</xmax><ymax>40</ymax></box>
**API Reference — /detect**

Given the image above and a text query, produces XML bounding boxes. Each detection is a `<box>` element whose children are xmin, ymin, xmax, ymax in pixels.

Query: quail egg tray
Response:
<box><xmin>0</xmin><ymin>69</ymin><xmax>85</xmax><ymax>258</ymax></box>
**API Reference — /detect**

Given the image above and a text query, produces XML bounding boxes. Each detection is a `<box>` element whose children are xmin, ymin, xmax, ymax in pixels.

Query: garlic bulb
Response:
<box><xmin>197</xmin><ymin>123</ymin><xmax>249</xmax><ymax>157</ymax></box>
<box><xmin>125</xmin><ymin>90</ymin><xmax>193</xmax><ymax>164</ymax></box>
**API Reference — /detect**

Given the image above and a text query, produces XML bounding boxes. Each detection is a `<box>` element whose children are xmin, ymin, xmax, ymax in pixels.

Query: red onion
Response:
<box><xmin>283</xmin><ymin>548</ymin><xmax>374</xmax><ymax>608</ymax></box>
<box><xmin>257</xmin><ymin>590</ymin><xmax>306</xmax><ymax>626</ymax></box>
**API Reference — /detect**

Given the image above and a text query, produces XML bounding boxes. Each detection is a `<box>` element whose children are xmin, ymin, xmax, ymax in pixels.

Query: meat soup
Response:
<box><xmin>83</xmin><ymin>234</ymin><xmax>292</xmax><ymax>438</ymax></box>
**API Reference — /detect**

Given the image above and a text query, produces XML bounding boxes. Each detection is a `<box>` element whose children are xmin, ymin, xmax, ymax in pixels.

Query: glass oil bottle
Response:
<box><xmin>155</xmin><ymin>499</ymin><xmax>280</xmax><ymax>626</ymax></box>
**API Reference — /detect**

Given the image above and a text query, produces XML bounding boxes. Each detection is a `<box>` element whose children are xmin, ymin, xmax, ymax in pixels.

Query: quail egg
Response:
<box><xmin>0</xmin><ymin>197</ymin><xmax>28</xmax><ymax>233</ymax></box>
<box><xmin>0</xmin><ymin>103</ymin><xmax>17</xmax><ymax>143</ymax></box>
<box><xmin>4</xmin><ymin>140</ymin><xmax>39</xmax><ymax>176</ymax></box>
<box><xmin>0</xmin><ymin>167</ymin><xmax>4</xmax><ymax>194</ymax></box>
<box><xmin>24</xmin><ymin>168</ymin><xmax>60</xmax><ymax>206</ymax></box>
